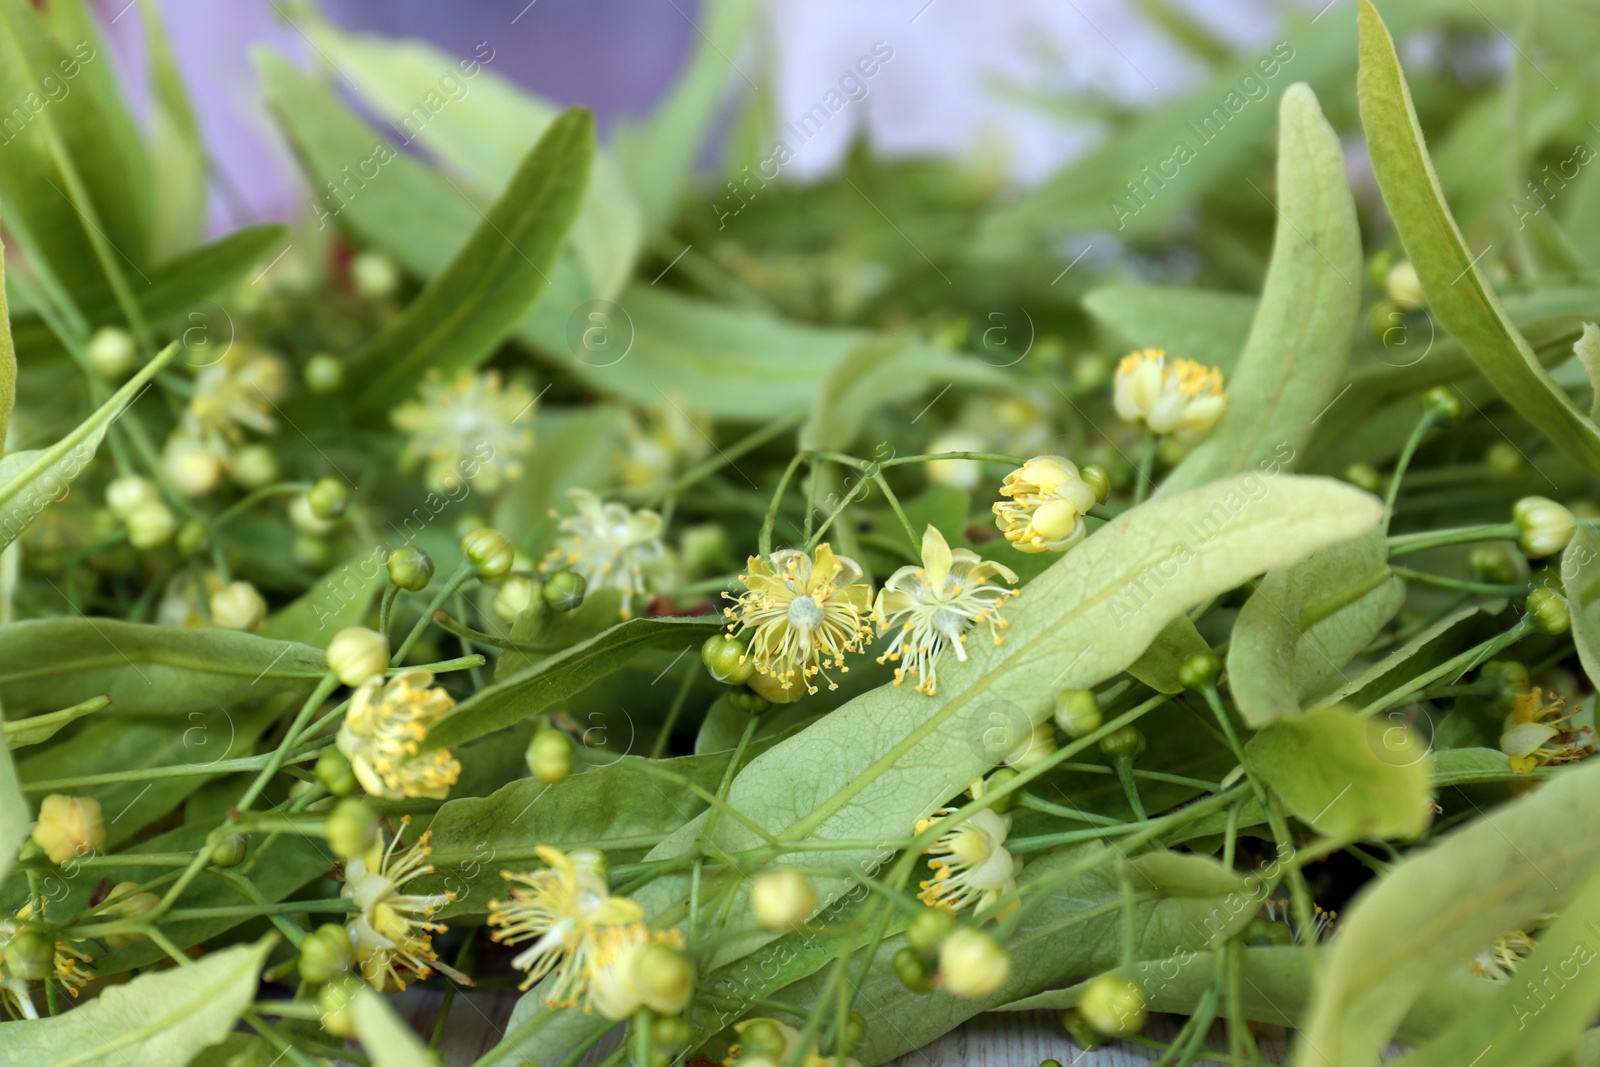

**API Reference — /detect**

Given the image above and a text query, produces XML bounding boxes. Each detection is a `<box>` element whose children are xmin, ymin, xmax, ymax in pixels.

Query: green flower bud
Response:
<box><xmin>1468</xmin><ymin>545</ymin><xmax>1521</xmax><ymax>586</ymax></box>
<box><xmin>317</xmin><ymin>974</ymin><xmax>363</xmax><ymax>1037</ymax></box>
<box><xmin>210</xmin><ymin>581</ymin><xmax>267</xmax><ymax>632</ymax></box>
<box><xmin>738</xmin><ymin>1020</ymin><xmax>788</xmax><ymax>1059</ymax></box>
<box><xmin>1479</xmin><ymin>660</ymin><xmax>1531</xmax><ymax>708</ymax></box>
<box><xmin>1054</xmin><ymin>689</ymin><xmax>1102</xmax><ymax>738</ymax></box>
<box><xmin>103</xmin><ymin>882</ymin><xmax>161</xmax><ymax>949</ymax></box>
<box><xmin>1527</xmin><ymin>587</ymin><xmax>1571</xmax><ymax>635</ymax></box>
<box><xmin>905</xmin><ymin>907</ymin><xmax>955</xmax><ymax>955</ymax></box>
<box><xmin>1365</xmin><ymin>248</ymin><xmax>1397</xmax><ymax>290</ymax></box>
<box><xmin>1078</xmin><ymin>973</ymin><xmax>1147</xmax><ymax>1037</ymax></box>
<box><xmin>1099</xmin><ymin>725</ymin><xmax>1146</xmax><ymax>761</ymax></box>
<box><xmin>1368</xmin><ymin>299</ymin><xmax>1403</xmax><ymax>346</ymax></box>
<box><xmin>1177</xmin><ymin>652</ymin><xmax>1223</xmax><ymax>691</ymax></box>
<box><xmin>1385</xmin><ymin>260</ymin><xmax>1425</xmax><ymax>311</ymax></box>
<box><xmin>726</xmin><ymin>688</ymin><xmax>771</xmax><ymax>715</ymax></box>
<box><xmin>974</xmin><ymin>767</ymin><xmax>1020</xmax><ymax>815</ymax></box>
<box><xmin>1073</xmin><ymin>354</ymin><xmax>1110</xmax><ymax>390</ymax></box>
<box><xmin>327</xmin><ymin>626</ymin><xmax>389</xmax><ymax>687</ymax></box>
<box><xmin>176</xmin><ymin>520</ymin><xmax>208</xmax><ymax>558</ymax></box>
<box><xmin>126</xmin><ymin>500</ymin><xmax>178</xmax><ymax>550</ymax></box>
<box><xmin>679</xmin><ymin>523</ymin><xmax>731</xmax><ymax>574</ymax></box>
<box><xmin>326</xmin><ymin>797</ymin><xmax>378</xmax><ymax>860</ymax></box>
<box><xmin>351</xmin><ymin>251</ymin><xmax>400</xmax><ymax>300</ymax></box>
<box><xmin>702</xmin><ymin>634</ymin><xmax>754</xmax><ymax>685</ymax></box>
<box><xmin>1243</xmin><ymin>915</ymin><xmax>1294</xmax><ymax>947</ymax></box>
<box><xmin>750</xmin><ymin>869</ymin><xmax>816</xmax><ymax>931</ymax></box>
<box><xmin>87</xmin><ymin>326</ymin><xmax>137</xmax><ymax>380</ymax></box>
<box><xmin>304</xmin><ymin>354</ymin><xmax>344</xmax><ymax>394</ymax></box>
<box><xmin>461</xmin><ymin>527</ymin><xmax>515</xmax><ymax>584</ymax></box>
<box><xmin>307</xmin><ymin>478</ymin><xmax>349</xmax><ymax>521</ymax></box>
<box><xmin>1061</xmin><ymin>1010</ymin><xmax>1103</xmax><ymax>1050</ymax></box>
<box><xmin>1486</xmin><ymin>442</ymin><xmax>1526</xmax><ymax>484</ymax></box>
<box><xmin>292</xmin><ymin>535</ymin><xmax>330</xmax><ymax>571</ymax></box>
<box><xmin>1514</xmin><ymin>496</ymin><xmax>1576</xmax><ymax>559</ymax></box>
<box><xmin>210</xmin><ymin>832</ymin><xmax>249</xmax><ymax>868</ymax></box>
<box><xmin>386</xmin><ymin>545</ymin><xmax>434</xmax><ymax>591</ymax></box>
<box><xmin>1079</xmin><ymin>464</ymin><xmax>1111</xmax><ymax>505</ymax></box>
<box><xmin>1343</xmin><ymin>462</ymin><xmax>1381</xmax><ymax>494</ymax></box>
<box><xmin>892</xmin><ymin>946</ymin><xmax>934</xmax><ymax>993</ymax></box>
<box><xmin>826</xmin><ymin>1012</ymin><xmax>867</xmax><ymax>1056</ymax></box>
<box><xmin>298</xmin><ymin>923</ymin><xmax>355</xmax><ymax>985</ymax></box>
<box><xmin>542</xmin><ymin>570</ymin><xmax>587</xmax><ymax>612</ymax></box>
<box><xmin>633</xmin><ymin>942</ymin><xmax>694</xmax><ymax>1016</ymax></box>
<box><xmin>938</xmin><ymin>928</ymin><xmax>1011</xmax><ymax>998</ymax></box>
<box><xmin>290</xmin><ymin>494</ymin><xmax>336</xmax><ymax>536</ymax></box>
<box><xmin>315</xmin><ymin>747</ymin><xmax>358</xmax><ymax>797</ymax></box>
<box><xmin>527</xmin><ymin>727</ymin><xmax>573</xmax><ymax>785</ymax></box>
<box><xmin>1421</xmin><ymin>386</ymin><xmax>1463</xmax><ymax>424</ymax></box>
<box><xmin>106</xmin><ymin>475</ymin><xmax>160</xmax><ymax>520</ymax></box>
<box><xmin>492</xmin><ymin>575</ymin><xmax>542</xmax><ymax>625</ymax></box>
<box><xmin>228</xmin><ymin>444</ymin><xmax>279</xmax><ymax>490</ymax></box>
<box><xmin>4</xmin><ymin>930</ymin><xmax>55</xmax><ymax>982</ymax></box>
<box><xmin>651</xmin><ymin>1015</ymin><xmax>693</xmax><ymax>1050</ymax></box>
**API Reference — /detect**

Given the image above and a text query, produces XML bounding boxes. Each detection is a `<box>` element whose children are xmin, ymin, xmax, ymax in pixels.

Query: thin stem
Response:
<box><xmin>1384</xmin><ymin>409</ymin><xmax>1438</xmax><ymax>531</ymax></box>
<box><xmin>1134</xmin><ymin>430</ymin><xmax>1158</xmax><ymax>505</ymax></box>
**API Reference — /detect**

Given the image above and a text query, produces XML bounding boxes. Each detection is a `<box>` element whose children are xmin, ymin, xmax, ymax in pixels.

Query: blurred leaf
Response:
<box><xmin>0</xmin><ymin>237</ymin><xmax>14</xmax><ymax>452</ymax></box>
<box><xmin>0</xmin><ymin>726</ymin><xmax>22</xmax><ymax>890</ymax></box>
<box><xmin>1358</xmin><ymin>0</ymin><xmax>1600</xmax><ymax>476</ymax></box>
<box><xmin>1309</xmin><ymin>604</ymin><xmax>1479</xmax><ymax>711</ymax></box>
<box><xmin>353</xmin><ymin>990</ymin><xmax>435</xmax><ymax>1066</ymax></box>
<box><xmin>1565</xmin><ymin>526</ymin><xmax>1600</xmax><ymax>695</ymax></box>
<box><xmin>0</xmin><ymin>937</ymin><xmax>271</xmax><ymax>1067</ymax></box>
<box><xmin>139</xmin><ymin>0</ymin><xmax>206</xmax><ymax>256</ymax></box>
<box><xmin>1162</xmin><ymin>84</ymin><xmax>1361</xmax><ymax>495</ymax></box>
<box><xmin>0</xmin><ymin>340</ymin><xmax>180</xmax><ymax>552</ymax></box>
<box><xmin>1082</xmin><ymin>285</ymin><xmax>1257</xmax><ymax>375</ymax></box>
<box><xmin>3</xmin><ymin>694</ymin><xmax>106</xmax><ymax>748</ymax></box>
<box><xmin>350</xmin><ymin>109</ymin><xmax>593</xmax><ymax>416</ymax></box>
<box><xmin>259</xmin><ymin>549</ymin><xmax>385</xmax><ymax>644</ymax></box>
<box><xmin>695</xmin><ymin>694</ymin><xmax>753</xmax><ymax>755</ymax></box>
<box><xmin>1295</xmin><ymin>758</ymin><xmax>1600</xmax><ymax>1066</ymax></box>
<box><xmin>493</xmin><ymin>405</ymin><xmax>625</xmax><ymax>548</ymax></box>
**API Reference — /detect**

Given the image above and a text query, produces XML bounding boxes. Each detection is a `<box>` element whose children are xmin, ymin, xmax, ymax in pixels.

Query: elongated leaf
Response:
<box><xmin>0</xmin><ymin>340</ymin><xmax>180</xmax><ymax>552</ymax></box>
<box><xmin>259</xmin><ymin>548</ymin><xmax>385</xmax><ymax>643</ymax></box>
<box><xmin>3</xmin><ymin>694</ymin><xmax>106</xmax><ymax>748</ymax></box>
<box><xmin>0</xmin><ymin>937</ymin><xmax>271</xmax><ymax>1067</ymax></box>
<box><xmin>1357</xmin><ymin>0</ymin><xmax>1600</xmax><ymax>475</ymax></box>
<box><xmin>1162</xmin><ymin>83</ymin><xmax>1360</xmax><ymax>495</ymax></box>
<box><xmin>0</xmin><ymin>722</ymin><xmax>23</xmax><ymax>890</ymax></box>
<box><xmin>349</xmin><ymin>109</ymin><xmax>593</xmax><ymax>415</ymax></box>
<box><xmin>1228</xmin><ymin>530</ymin><xmax>1403</xmax><ymax>727</ymax></box>
<box><xmin>353</xmin><ymin>990</ymin><xmax>434</xmax><ymax>1067</ymax></box>
<box><xmin>140</xmin><ymin>0</ymin><xmax>206</xmax><ymax>256</ymax></box>
<box><xmin>0</xmin><ymin>618</ymin><xmax>324</xmax><ymax>716</ymax></box>
<box><xmin>1310</xmin><ymin>605</ymin><xmax>1480</xmax><ymax>712</ymax></box>
<box><xmin>426</xmin><ymin>616</ymin><xmax>722</xmax><ymax>751</ymax></box>
<box><xmin>1126</xmin><ymin>614</ymin><xmax>1212</xmax><ymax>695</ymax></box>
<box><xmin>1564</xmin><ymin>526</ymin><xmax>1600</xmax><ymax>695</ymax></box>
<box><xmin>1296</xmin><ymin>758</ymin><xmax>1600</xmax><ymax>1066</ymax></box>
<box><xmin>0</xmin><ymin>237</ymin><xmax>12</xmax><ymax>451</ymax></box>
<box><xmin>1082</xmin><ymin>285</ymin><xmax>1257</xmax><ymax>375</ymax></box>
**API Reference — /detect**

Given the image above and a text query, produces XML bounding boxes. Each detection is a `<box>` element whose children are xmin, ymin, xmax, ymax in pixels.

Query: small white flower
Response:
<box><xmin>210</xmin><ymin>580</ymin><xmax>267</xmax><ymax>631</ymax></box>
<box><xmin>392</xmin><ymin>369</ymin><xmax>535</xmax><ymax>494</ymax></box>
<box><xmin>1113</xmin><ymin>349</ymin><xmax>1228</xmax><ymax>444</ymax></box>
<box><xmin>542</xmin><ymin>489</ymin><xmax>671</xmax><ymax>619</ymax></box>
<box><xmin>914</xmin><ymin>807</ymin><xmax>1022</xmax><ymax>914</ymax></box>
<box><xmin>342</xmin><ymin>819</ymin><xmax>462</xmax><ymax>990</ymax></box>
<box><xmin>992</xmin><ymin>455</ymin><xmax>1098</xmax><ymax>553</ymax></box>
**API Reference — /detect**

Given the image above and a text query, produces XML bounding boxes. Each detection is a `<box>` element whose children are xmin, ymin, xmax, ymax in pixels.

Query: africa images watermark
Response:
<box><xmin>1107</xmin><ymin>40</ymin><xmax>1296</xmax><ymax>231</ymax></box>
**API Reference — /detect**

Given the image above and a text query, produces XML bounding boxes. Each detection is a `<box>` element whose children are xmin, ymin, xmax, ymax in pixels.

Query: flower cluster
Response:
<box><xmin>392</xmin><ymin>368</ymin><xmax>536</xmax><ymax>493</ymax></box>
<box><xmin>1499</xmin><ymin>688</ymin><xmax>1595</xmax><ymax>774</ymax></box>
<box><xmin>1112</xmin><ymin>348</ymin><xmax>1228</xmax><ymax>444</ymax></box>
<box><xmin>336</xmin><ymin>670</ymin><xmax>462</xmax><ymax>800</ymax></box>
<box><xmin>0</xmin><ymin>904</ymin><xmax>94</xmax><ymax>1019</ymax></box>
<box><xmin>543</xmin><ymin>489</ymin><xmax>672</xmax><ymax>619</ymax></box>
<box><xmin>616</xmin><ymin>395</ymin><xmax>712</xmax><ymax>488</ymax></box>
<box><xmin>164</xmin><ymin>346</ymin><xmax>293</xmax><ymax>498</ymax></box>
<box><xmin>341</xmin><ymin>819</ymin><xmax>461</xmax><ymax>990</ymax></box>
<box><xmin>915</xmin><ymin>807</ymin><xmax>1022</xmax><ymax>914</ymax></box>
<box><xmin>992</xmin><ymin>455</ymin><xmax>1098</xmax><ymax>553</ymax></box>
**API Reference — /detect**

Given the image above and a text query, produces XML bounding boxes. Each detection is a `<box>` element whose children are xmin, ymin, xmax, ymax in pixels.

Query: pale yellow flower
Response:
<box><xmin>542</xmin><ymin>489</ymin><xmax>671</xmax><ymax>619</ymax></box>
<box><xmin>392</xmin><ymin>369</ymin><xmax>535</xmax><ymax>493</ymax></box>
<box><xmin>31</xmin><ymin>795</ymin><xmax>104</xmax><ymax>865</ymax></box>
<box><xmin>336</xmin><ymin>670</ymin><xmax>461</xmax><ymax>800</ymax></box>
<box><xmin>584</xmin><ymin>923</ymin><xmax>689</xmax><ymax>1020</ymax></box>
<box><xmin>1112</xmin><ymin>349</ymin><xmax>1227</xmax><ymax>444</ymax></box>
<box><xmin>915</xmin><ymin>808</ymin><xmax>1021</xmax><ymax>914</ymax></box>
<box><xmin>991</xmin><ymin>456</ymin><xmax>1097</xmax><ymax>553</ymax></box>
<box><xmin>342</xmin><ymin>818</ymin><xmax>463</xmax><ymax>990</ymax></box>
<box><xmin>1499</xmin><ymin>688</ymin><xmax>1594</xmax><ymax>774</ymax></box>
<box><xmin>617</xmin><ymin>396</ymin><xmax>712</xmax><ymax>488</ymax></box>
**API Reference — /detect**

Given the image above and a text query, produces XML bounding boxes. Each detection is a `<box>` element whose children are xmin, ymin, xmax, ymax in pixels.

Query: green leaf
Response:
<box><xmin>0</xmin><ymin>340</ymin><xmax>180</xmax><ymax>552</ymax></box>
<box><xmin>349</xmin><ymin>108</ymin><xmax>593</xmax><ymax>416</ymax></box>
<box><xmin>1563</xmin><ymin>525</ymin><xmax>1600</xmax><ymax>694</ymax></box>
<box><xmin>492</xmin><ymin>406</ymin><xmax>625</xmax><ymax>548</ymax></box>
<box><xmin>1576</xmin><ymin>324</ymin><xmax>1600</xmax><ymax>422</ymax></box>
<box><xmin>0</xmin><ymin>236</ymin><xmax>12</xmax><ymax>453</ymax></box>
<box><xmin>1227</xmin><ymin>530</ymin><xmax>1404</xmax><ymax>727</ymax></box>
<box><xmin>0</xmin><ymin>618</ymin><xmax>324</xmax><ymax>716</ymax></box>
<box><xmin>0</xmin><ymin>937</ymin><xmax>271</xmax><ymax>1067</ymax></box>
<box><xmin>1081</xmin><ymin>285</ymin><xmax>1257</xmax><ymax>376</ymax></box>
<box><xmin>3</xmin><ymin>694</ymin><xmax>107</xmax><ymax>748</ymax></box>
<box><xmin>1126</xmin><ymin>615</ymin><xmax>1212</xmax><ymax>695</ymax></box>
<box><xmin>0</xmin><ymin>723</ymin><xmax>23</xmax><ymax>890</ymax></box>
<box><xmin>1357</xmin><ymin>0</ymin><xmax>1600</xmax><ymax>476</ymax></box>
<box><xmin>1248</xmin><ymin>703</ymin><xmax>1431</xmax><ymax>840</ymax></box>
<box><xmin>1161</xmin><ymin>83</ymin><xmax>1360</xmax><ymax>496</ymax></box>
<box><xmin>1295</xmin><ymin>758</ymin><xmax>1600</xmax><ymax>1066</ymax></box>
<box><xmin>633</xmin><ymin>475</ymin><xmax>1386</xmax><ymax>969</ymax></box>
<box><xmin>1309</xmin><ymin>605</ymin><xmax>1480</xmax><ymax>712</ymax></box>
<box><xmin>259</xmin><ymin>548</ymin><xmax>385</xmax><ymax>644</ymax></box>
<box><xmin>426</xmin><ymin>616</ymin><xmax>722</xmax><ymax>751</ymax></box>
<box><xmin>139</xmin><ymin>0</ymin><xmax>206</xmax><ymax>257</ymax></box>
<box><xmin>353</xmin><ymin>989</ymin><xmax>436</xmax><ymax>1067</ymax></box>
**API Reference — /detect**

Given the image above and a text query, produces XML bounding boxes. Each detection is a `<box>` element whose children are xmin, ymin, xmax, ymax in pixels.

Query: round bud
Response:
<box><xmin>1004</xmin><ymin>721</ymin><xmax>1058</xmax><ymax>772</ymax></box>
<box><xmin>351</xmin><ymin>251</ymin><xmax>400</xmax><ymax>300</ymax></box>
<box><xmin>1079</xmin><ymin>464</ymin><xmax>1111</xmax><ymax>505</ymax></box>
<box><xmin>651</xmin><ymin>1015</ymin><xmax>693</xmax><ymax>1050</ymax></box>
<box><xmin>103</xmin><ymin>882</ymin><xmax>161</xmax><ymax>948</ymax></box>
<box><xmin>938</xmin><ymin>928</ymin><xmax>1011</xmax><ymax>998</ymax></box>
<box><xmin>1177</xmin><ymin>652</ymin><xmax>1223</xmax><ymax>692</ymax></box>
<box><xmin>1343</xmin><ymin>462</ymin><xmax>1381</xmax><ymax>494</ymax></box>
<box><xmin>702</xmin><ymin>634</ymin><xmax>755</xmax><ymax>685</ymax></box>
<box><xmin>307</xmin><ymin>478</ymin><xmax>349</xmax><ymax>521</ymax></box>
<box><xmin>1242</xmin><ymin>915</ymin><xmax>1294</xmax><ymax>947</ymax></box>
<box><xmin>977</xmin><ymin>767</ymin><xmax>1020</xmax><ymax>815</ymax></box>
<box><xmin>126</xmin><ymin>501</ymin><xmax>178</xmax><ymax>550</ymax></box>
<box><xmin>1078</xmin><ymin>973</ymin><xmax>1147</xmax><ymax>1037</ymax></box>
<box><xmin>1385</xmin><ymin>260</ymin><xmax>1425</xmax><ymax>312</ymax></box>
<box><xmin>492</xmin><ymin>575</ymin><xmax>541</xmax><ymax>625</ymax></box>
<box><xmin>164</xmin><ymin>439</ymin><xmax>223</xmax><ymax>498</ymax></box>
<box><xmin>317</xmin><ymin>974</ymin><xmax>363</xmax><ymax>1037</ymax></box>
<box><xmin>905</xmin><ymin>907</ymin><xmax>955</xmax><ymax>955</ymax></box>
<box><xmin>892</xmin><ymin>946</ymin><xmax>934</xmax><ymax>992</ymax></box>
<box><xmin>1468</xmin><ymin>545</ymin><xmax>1522</xmax><ymax>586</ymax></box>
<box><xmin>1514</xmin><ymin>496</ymin><xmax>1576</xmax><ymax>559</ymax></box>
<box><xmin>679</xmin><ymin>523</ymin><xmax>731</xmax><ymax>573</ymax></box>
<box><xmin>316</xmin><ymin>747</ymin><xmax>358</xmax><ymax>797</ymax></box>
<box><xmin>304</xmin><ymin>354</ymin><xmax>344</xmax><ymax>394</ymax></box>
<box><xmin>1480</xmin><ymin>660</ymin><xmax>1532</xmax><ymax>707</ymax></box>
<box><xmin>1060</xmin><ymin>1010</ymin><xmax>1103</xmax><ymax>1051</ymax></box>
<box><xmin>1073</xmin><ymin>355</ymin><xmax>1110</xmax><ymax>390</ymax></box>
<box><xmin>738</xmin><ymin>1020</ymin><xmax>788</xmax><ymax>1060</ymax></box>
<box><xmin>750</xmin><ymin>869</ymin><xmax>816</xmax><ymax>931</ymax></box>
<box><xmin>726</xmin><ymin>687</ymin><xmax>771</xmax><ymax>715</ymax></box>
<box><xmin>4</xmin><ymin>930</ymin><xmax>55</xmax><ymax>981</ymax></box>
<box><xmin>827</xmin><ymin>1012</ymin><xmax>867</xmax><ymax>1056</ymax></box>
<box><xmin>386</xmin><ymin>545</ymin><xmax>434</xmax><ymax>591</ymax></box>
<box><xmin>176</xmin><ymin>520</ymin><xmax>207</xmax><ymax>558</ymax></box>
<box><xmin>1368</xmin><ymin>299</ymin><xmax>1402</xmax><ymax>346</ymax></box>
<box><xmin>1099</xmin><ymin>725</ymin><xmax>1146</xmax><ymax>761</ymax></box>
<box><xmin>542</xmin><ymin>570</ymin><xmax>587</xmax><ymax>612</ymax></box>
<box><xmin>32</xmin><ymin>794</ymin><xmax>104</xmax><ymax>864</ymax></box>
<box><xmin>289</xmin><ymin>494</ymin><xmax>336</xmax><ymax>536</ymax></box>
<box><xmin>1054</xmin><ymin>689</ymin><xmax>1102</xmax><ymax>738</ymax></box>
<box><xmin>1365</xmin><ymin>248</ymin><xmax>1397</xmax><ymax>290</ymax></box>
<box><xmin>325</xmin><ymin>798</ymin><xmax>379</xmax><ymax>860</ymax></box>
<box><xmin>87</xmin><ymin>326</ymin><xmax>137</xmax><ymax>379</ymax></box>
<box><xmin>210</xmin><ymin>832</ymin><xmax>249</xmax><ymax>868</ymax></box>
<box><xmin>1420</xmin><ymin>386</ymin><xmax>1463</xmax><ymax>424</ymax></box>
<box><xmin>1486</xmin><ymin>442</ymin><xmax>1526</xmax><ymax>485</ymax></box>
<box><xmin>1527</xmin><ymin>587</ymin><xmax>1572</xmax><ymax>635</ymax></box>
<box><xmin>210</xmin><ymin>581</ymin><xmax>267</xmax><ymax>632</ymax></box>
<box><xmin>228</xmin><ymin>445</ymin><xmax>279</xmax><ymax>490</ymax></box>
<box><xmin>292</xmin><ymin>535</ymin><xmax>329</xmax><ymax>571</ymax></box>
<box><xmin>327</xmin><ymin>627</ymin><xmax>389</xmax><ymax>687</ymax></box>
<box><xmin>461</xmin><ymin>527</ymin><xmax>515</xmax><ymax>584</ymax></box>
<box><xmin>298</xmin><ymin>923</ymin><xmax>355</xmax><ymax>985</ymax></box>
<box><xmin>633</xmin><ymin>942</ymin><xmax>694</xmax><ymax>1016</ymax></box>
<box><xmin>106</xmin><ymin>475</ymin><xmax>160</xmax><ymax>520</ymax></box>
<box><xmin>527</xmin><ymin>727</ymin><xmax>573</xmax><ymax>785</ymax></box>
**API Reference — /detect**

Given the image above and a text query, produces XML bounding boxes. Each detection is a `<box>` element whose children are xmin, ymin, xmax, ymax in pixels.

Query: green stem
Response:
<box><xmin>1134</xmin><ymin>430</ymin><xmax>1158</xmax><ymax>505</ymax></box>
<box><xmin>1388</xmin><ymin>522</ymin><xmax>1519</xmax><ymax>557</ymax></box>
<box><xmin>1383</xmin><ymin>410</ymin><xmax>1438</xmax><ymax>531</ymax></box>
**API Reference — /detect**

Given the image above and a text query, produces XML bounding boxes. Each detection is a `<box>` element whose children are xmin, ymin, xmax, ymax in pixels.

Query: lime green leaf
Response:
<box><xmin>0</xmin><ymin>237</ymin><xmax>14</xmax><ymax>453</ymax></box>
<box><xmin>3</xmin><ymin>694</ymin><xmax>107</xmax><ymax>749</ymax></box>
<box><xmin>353</xmin><ymin>989</ymin><xmax>435</xmax><ymax>1067</ymax></box>
<box><xmin>1248</xmin><ymin>703</ymin><xmax>1431</xmax><ymax>840</ymax></box>
<box><xmin>1228</xmin><ymin>530</ymin><xmax>1403</xmax><ymax>727</ymax></box>
<box><xmin>349</xmin><ymin>108</ymin><xmax>593</xmax><ymax>416</ymax></box>
<box><xmin>1357</xmin><ymin>0</ymin><xmax>1600</xmax><ymax>476</ymax></box>
<box><xmin>139</xmin><ymin>0</ymin><xmax>206</xmax><ymax>256</ymax></box>
<box><xmin>1576</xmin><ymin>324</ymin><xmax>1600</xmax><ymax>422</ymax></box>
<box><xmin>0</xmin><ymin>724</ymin><xmax>23</xmax><ymax>890</ymax></box>
<box><xmin>1565</xmin><ymin>520</ymin><xmax>1600</xmax><ymax>695</ymax></box>
<box><xmin>1295</xmin><ymin>758</ymin><xmax>1600</xmax><ymax>1066</ymax></box>
<box><xmin>1126</xmin><ymin>614</ymin><xmax>1212</xmax><ymax>695</ymax></box>
<box><xmin>1082</xmin><ymin>285</ymin><xmax>1257</xmax><ymax>376</ymax></box>
<box><xmin>1309</xmin><ymin>605</ymin><xmax>1479</xmax><ymax>712</ymax></box>
<box><xmin>0</xmin><ymin>619</ymin><xmax>325</xmax><ymax>716</ymax></box>
<box><xmin>1162</xmin><ymin>83</ymin><xmax>1360</xmax><ymax>496</ymax></box>
<box><xmin>0</xmin><ymin>341</ymin><xmax>180</xmax><ymax>552</ymax></box>
<box><xmin>426</xmin><ymin>616</ymin><xmax>722</xmax><ymax>751</ymax></box>
<box><xmin>0</xmin><ymin>937</ymin><xmax>272</xmax><ymax>1067</ymax></box>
